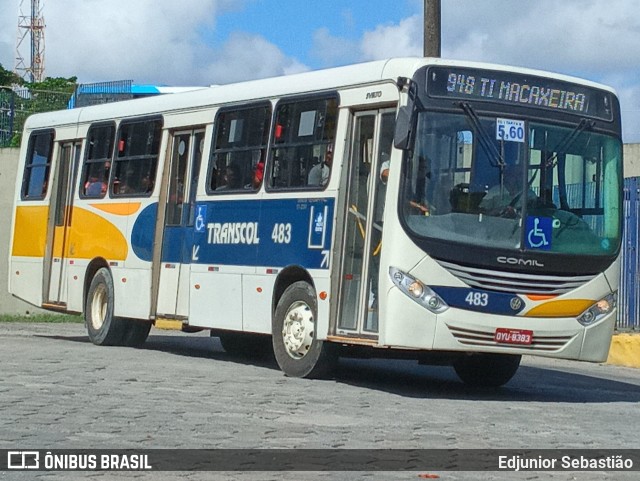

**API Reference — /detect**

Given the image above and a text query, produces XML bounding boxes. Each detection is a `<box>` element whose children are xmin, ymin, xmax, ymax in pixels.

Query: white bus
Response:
<box><xmin>8</xmin><ymin>58</ymin><xmax>622</xmax><ymax>386</ymax></box>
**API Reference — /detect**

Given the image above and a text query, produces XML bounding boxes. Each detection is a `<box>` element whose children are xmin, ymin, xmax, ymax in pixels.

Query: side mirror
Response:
<box><xmin>394</xmin><ymin>105</ymin><xmax>412</xmax><ymax>150</ymax></box>
<box><xmin>394</xmin><ymin>77</ymin><xmax>417</xmax><ymax>151</ymax></box>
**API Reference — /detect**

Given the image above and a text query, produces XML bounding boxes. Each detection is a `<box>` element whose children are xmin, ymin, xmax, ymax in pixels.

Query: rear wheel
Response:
<box><xmin>272</xmin><ymin>281</ymin><xmax>337</xmax><ymax>378</ymax></box>
<box><xmin>216</xmin><ymin>331</ymin><xmax>273</xmax><ymax>359</ymax></box>
<box><xmin>85</xmin><ymin>268</ymin><xmax>126</xmax><ymax>346</ymax></box>
<box><xmin>453</xmin><ymin>353</ymin><xmax>521</xmax><ymax>387</ymax></box>
<box><xmin>122</xmin><ymin>319</ymin><xmax>152</xmax><ymax>347</ymax></box>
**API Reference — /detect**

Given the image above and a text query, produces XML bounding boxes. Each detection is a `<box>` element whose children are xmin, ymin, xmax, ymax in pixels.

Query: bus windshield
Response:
<box><xmin>402</xmin><ymin>111</ymin><xmax>622</xmax><ymax>257</ymax></box>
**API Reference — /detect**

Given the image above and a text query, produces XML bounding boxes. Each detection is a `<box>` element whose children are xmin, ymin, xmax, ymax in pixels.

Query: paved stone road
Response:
<box><xmin>1</xmin><ymin>322</ymin><xmax>639</xmax><ymax>481</ymax></box>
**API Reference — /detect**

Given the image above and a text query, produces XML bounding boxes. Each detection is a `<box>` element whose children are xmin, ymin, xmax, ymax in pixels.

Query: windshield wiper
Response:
<box><xmin>457</xmin><ymin>102</ymin><xmax>505</xmax><ymax>168</ymax></box>
<box><xmin>543</xmin><ymin>118</ymin><xmax>595</xmax><ymax>169</ymax></box>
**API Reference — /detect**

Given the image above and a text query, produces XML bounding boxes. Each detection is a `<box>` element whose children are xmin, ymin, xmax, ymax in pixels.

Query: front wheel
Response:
<box><xmin>272</xmin><ymin>281</ymin><xmax>336</xmax><ymax>378</ymax></box>
<box><xmin>453</xmin><ymin>353</ymin><xmax>521</xmax><ymax>387</ymax></box>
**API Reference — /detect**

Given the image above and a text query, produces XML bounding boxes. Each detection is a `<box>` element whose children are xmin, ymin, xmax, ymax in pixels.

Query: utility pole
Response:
<box><xmin>424</xmin><ymin>0</ymin><xmax>441</xmax><ymax>58</ymax></box>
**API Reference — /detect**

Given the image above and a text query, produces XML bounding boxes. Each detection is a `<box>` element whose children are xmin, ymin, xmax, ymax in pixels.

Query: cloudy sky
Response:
<box><xmin>1</xmin><ymin>0</ymin><xmax>640</xmax><ymax>141</ymax></box>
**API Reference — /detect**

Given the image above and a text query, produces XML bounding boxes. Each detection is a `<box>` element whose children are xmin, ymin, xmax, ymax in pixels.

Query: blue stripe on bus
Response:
<box><xmin>131</xmin><ymin>203</ymin><xmax>157</xmax><ymax>261</ymax></box>
<box><xmin>130</xmin><ymin>198</ymin><xmax>335</xmax><ymax>270</ymax></box>
<box><xmin>430</xmin><ymin>286</ymin><xmax>525</xmax><ymax>315</ymax></box>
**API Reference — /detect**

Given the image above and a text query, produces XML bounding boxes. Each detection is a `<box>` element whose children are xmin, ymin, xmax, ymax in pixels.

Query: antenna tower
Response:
<box><xmin>15</xmin><ymin>0</ymin><xmax>46</xmax><ymax>83</ymax></box>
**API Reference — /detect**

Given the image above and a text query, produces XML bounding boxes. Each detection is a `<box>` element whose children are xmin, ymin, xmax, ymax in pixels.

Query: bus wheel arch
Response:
<box><xmin>84</xmin><ymin>265</ymin><xmax>127</xmax><ymax>346</ymax></box>
<box><xmin>271</xmin><ymin>276</ymin><xmax>337</xmax><ymax>379</ymax></box>
<box><xmin>83</xmin><ymin>258</ymin><xmax>110</xmax><ymax>309</ymax></box>
<box><xmin>272</xmin><ymin>265</ymin><xmax>315</xmax><ymax>315</ymax></box>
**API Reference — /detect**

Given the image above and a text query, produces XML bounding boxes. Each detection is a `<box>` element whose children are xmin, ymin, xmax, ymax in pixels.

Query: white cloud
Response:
<box><xmin>360</xmin><ymin>15</ymin><xmax>423</xmax><ymax>60</ymax></box>
<box><xmin>44</xmin><ymin>0</ymin><xmax>230</xmax><ymax>85</ymax></box>
<box><xmin>0</xmin><ymin>0</ymin><xmax>306</xmax><ymax>86</ymax></box>
<box><xmin>310</xmin><ymin>15</ymin><xmax>422</xmax><ymax>66</ymax></box>
<box><xmin>310</xmin><ymin>28</ymin><xmax>357</xmax><ymax>67</ymax></box>
<box><xmin>201</xmin><ymin>32</ymin><xmax>308</xmax><ymax>85</ymax></box>
<box><xmin>440</xmin><ymin>0</ymin><xmax>640</xmax><ymax>78</ymax></box>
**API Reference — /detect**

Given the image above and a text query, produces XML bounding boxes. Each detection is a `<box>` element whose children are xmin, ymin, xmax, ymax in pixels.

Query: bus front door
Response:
<box><xmin>337</xmin><ymin>109</ymin><xmax>395</xmax><ymax>336</ymax></box>
<box><xmin>154</xmin><ymin>129</ymin><xmax>205</xmax><ymax>318</ymax></box>
<box><xmin>43</xmin><ymin>141</ymin><xmax>81</xmax><ymax>306</ymax></box>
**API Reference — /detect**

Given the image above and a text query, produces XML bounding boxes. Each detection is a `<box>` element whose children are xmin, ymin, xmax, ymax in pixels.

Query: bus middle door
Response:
<box><xmin>154</xmin><ymin>129</ymin><xmax>205</xmax><ymax>318</ymax></box>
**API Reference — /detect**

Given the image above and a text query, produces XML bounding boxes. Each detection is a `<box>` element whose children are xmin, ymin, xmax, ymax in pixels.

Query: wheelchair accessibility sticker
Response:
<box><xmin>525</xmin><ymin>216</ymin><xmax>552</xmax><ymax>250</ymax></box>
<box><xmin>194</xmin><ymin>205</ymin><xmax>207</xmax><ymax>233</ymax></box>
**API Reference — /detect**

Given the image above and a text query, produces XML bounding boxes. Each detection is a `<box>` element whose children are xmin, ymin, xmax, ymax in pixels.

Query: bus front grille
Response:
<box><xmin>437</xmin><ymin>260</ymin><xmax>596</xmax><ymax>295</ymax></box>
<box><xmin>447</xmin><ymin>325</ymin><xmax>575</xmax><ymax>351</ymax></box>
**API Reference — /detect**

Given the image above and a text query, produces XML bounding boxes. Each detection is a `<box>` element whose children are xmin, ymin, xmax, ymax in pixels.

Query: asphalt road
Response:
<box><xmin>1</xmin><ymin>322</ymin><xmax>639</xmax><ymax>481</ymax></box>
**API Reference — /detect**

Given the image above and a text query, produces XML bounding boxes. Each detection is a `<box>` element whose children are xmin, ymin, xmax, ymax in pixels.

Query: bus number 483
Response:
<box><xmin>465</xmin><ymin>291</ymin><xmax>488</xmax><ymax>307</ymax></box>
<box><xmin>272</xmin><ymin>223</ymin><xmax>292</xmax><ymax>244</ymax></box>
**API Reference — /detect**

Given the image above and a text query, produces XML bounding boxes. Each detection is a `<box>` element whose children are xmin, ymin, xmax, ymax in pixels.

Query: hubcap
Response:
<box><xmin>90</xmin><ymin>283</ymin><xmax>108</xmax><ymax>330</ymax></box>
<box><xmin>282</xmin><ymin>301</ymin><xmax>314</xmax><ymax>359</ymax></box>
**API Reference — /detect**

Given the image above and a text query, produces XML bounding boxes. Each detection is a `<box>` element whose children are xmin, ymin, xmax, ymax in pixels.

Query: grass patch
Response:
<box><xmin>0</xmin><ymin>313</ymin><xmax>83</xmax><ymax>323</ymax></box>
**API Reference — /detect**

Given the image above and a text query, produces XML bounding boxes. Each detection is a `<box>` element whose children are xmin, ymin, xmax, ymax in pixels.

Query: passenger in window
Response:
<box><xmin>248</xmin><ymin>161</ymin><xmax>265</xmax><ymax>190</ymax></box>
<box><xmin>216</xmin><ymin>162</ymin><xmax>243</xmax><ymax>191</ymax></box>
<box><xmin>307</xmin><ymin>145</ymin><xmax>333</xmax><ymax>187</ymax></box>
<box><xmin>141</xmin><ymin>174</ymin><xmax>155</xmax><ymax>194</ymax></box>
<box><xmin>84</xmin><ymin>175</ymin><xmax>104</xmax><ymax>196</ymax></box>
<box><xmin>84</xmin><ymin>161</ymin><xmax>110</xmax><ymax>196</ymax></box>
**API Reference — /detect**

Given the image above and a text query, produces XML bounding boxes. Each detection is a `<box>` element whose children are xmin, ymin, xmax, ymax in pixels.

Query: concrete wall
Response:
<box><xmin>0</xmin><ymin>147</ymin><xmax>45</xmax><ymax>314</ymax></box>
<box><xmin>624</xmin><ymin>144</ymin><xmax>640</xmax><ymax>178</ymax></box>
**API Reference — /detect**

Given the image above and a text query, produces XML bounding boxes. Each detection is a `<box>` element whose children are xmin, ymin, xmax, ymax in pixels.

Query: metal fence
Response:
<box><xmin>619</xmin><ymin>176</ymin><xmax>640</xmax><ymax>330</ymax></box>
<box><xmin>70</xmin><ymin>80</ymin><xmax>134</xmax><ymax>108</ymax></box>
<box><xmin>0</xmin><ymin>86</ymin><xmax>73</xmax><ymax>147</ymax></box>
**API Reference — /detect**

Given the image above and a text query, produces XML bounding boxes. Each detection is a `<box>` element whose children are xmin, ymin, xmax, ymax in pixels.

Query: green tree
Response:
<box><xmin>0</xmin><ymin>63</ymin><xmax>23</xmax><ymax>86</ymax></box>
<box><xmin>26</xmin><ymin>75</ymin><xmax>77</xmax><ymax>93</ymax></box>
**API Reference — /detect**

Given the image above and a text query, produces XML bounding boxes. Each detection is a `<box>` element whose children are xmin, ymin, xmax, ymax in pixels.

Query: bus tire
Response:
<box><xmin>453</xmin><ymin>353</ymin><xmax>521</xmax><ymax>387</ymax></box>
<box><xmin>122</xmin><ymin>319</ymin><xmax>152</xmax><ymax>347</ymax></box>
<box><xmin>216</xmin><ymin>332</ymin><xmax>273</xmax><ymax>359</ymax></box>
<box><xmin>85</xmin><ymin>267</ymin><xmax>126</xmax><ymax>346</ymax></box>
<box><xmin>272</xmin><ymin>281</ymin><xmax>336</xmax><ymax>378</ymax></box>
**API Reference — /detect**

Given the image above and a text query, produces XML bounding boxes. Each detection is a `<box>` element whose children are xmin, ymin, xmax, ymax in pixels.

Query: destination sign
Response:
<box><xmin>427</xmin><ymin>66</ymin><xmax>612</xmax><ymax>120</ymax></box>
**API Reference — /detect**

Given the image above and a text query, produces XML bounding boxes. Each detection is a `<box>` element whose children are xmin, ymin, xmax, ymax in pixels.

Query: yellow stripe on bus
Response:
<box><xmin>12</xmin><ymin>205</ymin><xmax>128</xmax><ymax>260</ymax></box>
<box><xmin>524</xmin><ymin>299</ymin><xmax>595</xmax><ymax>318</ymax></box>
<box><xmin>90</xmin><ymin>202</ymin><xmax>141</xmax><ymax>215</ymax></box>
<box><xmin>12</xmin><ymin>205</ymin><xmax>49</xmax><ymax>257</ymax></box>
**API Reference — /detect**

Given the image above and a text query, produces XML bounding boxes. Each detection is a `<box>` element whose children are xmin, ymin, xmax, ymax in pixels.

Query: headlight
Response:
<box><xmin>577</xmin><ymin>292</ymin><xmax>617</xmax><ymax>326</ymax></box>
<box><xmin>389</xmin><ymin>267</ymin><xmax>448</xmax><ymax>313</ymax></box>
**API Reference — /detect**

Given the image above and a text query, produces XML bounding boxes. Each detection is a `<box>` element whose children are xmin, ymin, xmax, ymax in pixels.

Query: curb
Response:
<box><xmin>606</xmin><ymin>333</ymin><xmax>640</xmax><ymax>368</ymax></box>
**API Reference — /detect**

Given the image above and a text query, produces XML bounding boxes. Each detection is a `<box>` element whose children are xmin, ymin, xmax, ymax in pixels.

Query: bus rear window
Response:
<box><xmin>22</xmin><ymin>130</ymin><xmax>54</xmax><ymax>200</ymax></box>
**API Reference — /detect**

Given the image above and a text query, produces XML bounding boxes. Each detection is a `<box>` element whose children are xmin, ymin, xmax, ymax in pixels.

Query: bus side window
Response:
<box><xmin>207</xmin><ymin>104</ymin><xmax>270</xmax><ymax>194</ymax></box>
<box><xmin>22</xmin><ymin>130</ymin><xmax>54</xmax><ymax>200</ymax></box>
<box><xmin>80</xmin><ymin>123</ymin><xmax>115</xmax><ymax>199</ymax></box>
<box><xmin>268</xmin><ymin>96</ymin><xmax>338</xmax><ymax>190</ymax></box>
<box><xmin>111</xmin><ymin>118</ymin><xmax>161</xmax><ymax>197</ymax></box>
